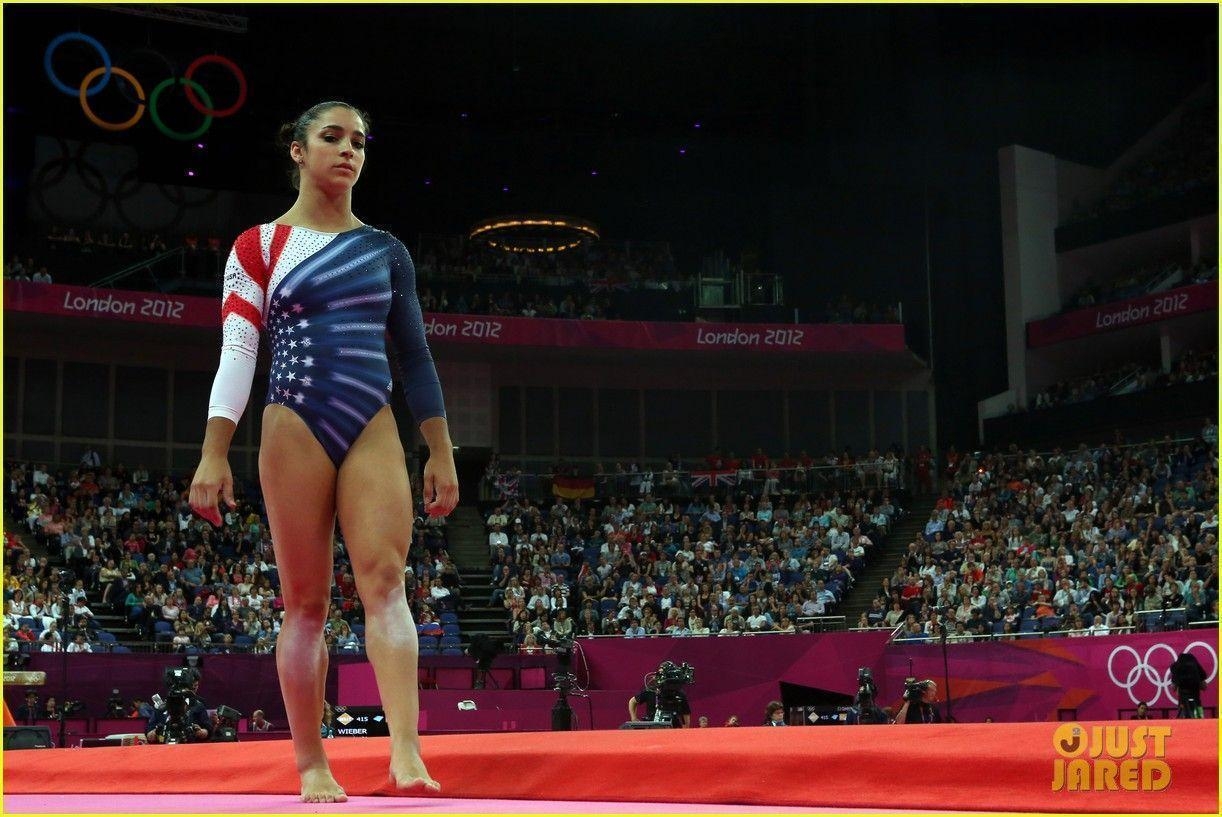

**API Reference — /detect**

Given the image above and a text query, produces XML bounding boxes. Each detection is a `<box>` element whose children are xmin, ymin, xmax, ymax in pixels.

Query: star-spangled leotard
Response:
<box><xmin>207</xmin><ymin>223</ymin><xmax>445</xmax><ymax>467</ymax></box>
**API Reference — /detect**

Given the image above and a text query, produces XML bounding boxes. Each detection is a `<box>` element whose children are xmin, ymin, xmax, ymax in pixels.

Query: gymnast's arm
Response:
<box><xmin>191</xmin><ymin>228</ymin><xmax>265</xmax><ymax>526</ymax></box>
<box><xmin>386</xmin><ymin>236</ymin><xmax>458</xmax><ymax>517</ymax></box>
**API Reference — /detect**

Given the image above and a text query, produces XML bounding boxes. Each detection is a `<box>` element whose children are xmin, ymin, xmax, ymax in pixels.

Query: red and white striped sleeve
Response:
<box><xmin>207</xmin><ymin>225</ymin><xmax>269</xmax><ymax>423</ymax></box>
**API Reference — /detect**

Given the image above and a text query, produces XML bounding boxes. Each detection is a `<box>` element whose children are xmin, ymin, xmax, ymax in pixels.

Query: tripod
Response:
<box><xmin>551</xmin><ymin>671</ymin><xmax>575</xmax><ymax>731</ymax></box>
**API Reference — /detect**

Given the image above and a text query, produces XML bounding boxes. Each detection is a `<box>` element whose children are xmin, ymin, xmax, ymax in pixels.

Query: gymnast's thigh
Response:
<box><xmin>259</xmin><ymin>403</ymin><xmax>337</xmax><ymax>600</ymax></box>
<box><xmin>335</xmin><ymin>406</ymin><xmax>414</xmax><ymax>571</ymax></box>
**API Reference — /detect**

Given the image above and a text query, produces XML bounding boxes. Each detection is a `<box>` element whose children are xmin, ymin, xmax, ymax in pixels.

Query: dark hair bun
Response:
<box><xmin>276</xmin><ymin>122</ymin><xmax>297</xmax><ymax>149</ymax></box>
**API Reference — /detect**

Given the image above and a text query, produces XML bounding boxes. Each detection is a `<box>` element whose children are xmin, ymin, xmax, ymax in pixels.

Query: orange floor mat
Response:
<box><xmin>2</xmin><ymin>721</ymin><xmax>1216</xmax><ymax>812</ymax></box>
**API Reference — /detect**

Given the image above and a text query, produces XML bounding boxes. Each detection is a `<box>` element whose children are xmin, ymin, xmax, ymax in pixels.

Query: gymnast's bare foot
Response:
<box><xmin>300</xmin><ymin>767</ymin><xmax>348</xmax><ymax>803</ymax></box>
<box><xmin>389</xmin><ymin>743</ymin><xmax>440</xmax><ymax>795</ymax></box>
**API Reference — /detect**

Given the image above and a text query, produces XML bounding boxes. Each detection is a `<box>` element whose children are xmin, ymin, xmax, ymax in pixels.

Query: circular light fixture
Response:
<box><xmin>469</xmin><ymin>214</ymin><xmax>600</xmax><ymax>254</ymax></box>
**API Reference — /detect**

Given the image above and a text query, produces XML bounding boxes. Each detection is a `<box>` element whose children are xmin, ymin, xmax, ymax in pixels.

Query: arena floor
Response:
<box><xmin>2</xmin><ymin>722</ymin><xmax>1217</xmax><ymax>814</ymax></box>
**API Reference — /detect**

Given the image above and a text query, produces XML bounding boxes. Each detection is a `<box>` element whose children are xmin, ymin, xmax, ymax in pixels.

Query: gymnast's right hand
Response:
<box><xmin>189</xmin><ymin>454</ymin><xmax>236</xmax><ymax>527</ymax></box>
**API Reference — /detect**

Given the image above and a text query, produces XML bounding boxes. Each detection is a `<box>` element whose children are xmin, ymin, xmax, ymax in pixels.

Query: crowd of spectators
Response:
<box><xmin>414</xmin><ymin>234</ymin><xmax>690</xmax><ymax>322</ymax></box>
<box><xmin>19</xmin><ymin>224</ymin><xmax>225</xmax><ymax>288</ymax></box>
<box><xmin>811</xmin><ymin>297</ymin><xmax>901</xmax><ymax>325</ymax></box>
<box><xmin>482</xmin><ymin>448</ymin><xmax>907</xmax><ymax>651</ymax></box>
<box><xmin>3</xmin><ymin>452</ymin><xmax>455</xmax><ymax>658</ymax></box>
<box><xmin>870</xmin><ymin>429</ymin><xmax>1218</xmax><ymax>642</ymax></box>
<box><xmin>1067</xmin><ymin>259</ymin><xmax>1217</xmax><ymax>312</ymax></box>
<box><xmin>418</xmin><ymin>234</ymin><xmax>682</xmax><ymax>291</ymax></box>
<box><xmin>4</xmin><ymin>254</ymin><xmax>54</xmax><ymax>284</ymax></box>
<box><xmin>484</xmin><ymin>448</ymin><xmax>910</xmax><ymax>506</ymax></box>
<box><xmin>1064</xmin><ymin>92</ymin><xmax>1216</xmax><ymax>226</ymax></box>
<box><xmin>1031</xmin><ymin>348</ymin><xmax>1217</xmax><ymax>412</ymax></box>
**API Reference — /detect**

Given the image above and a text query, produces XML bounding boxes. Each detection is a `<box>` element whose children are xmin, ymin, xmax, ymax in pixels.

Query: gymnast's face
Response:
<box><xmin>293</xmin><ymin>105</ymin><xmax>367</xmax><ymax>191</ymax></box>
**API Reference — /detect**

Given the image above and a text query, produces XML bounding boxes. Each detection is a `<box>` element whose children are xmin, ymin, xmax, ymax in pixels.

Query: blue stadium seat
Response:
<box><xmin>351</xmin><ymin>623</ymin><xmax>366</xmax><ymax>637</ymax></box>
<box><xmin>441</xmin><ymin>648</ymin><xmax>464</xmax><ymax>656</ymax></box>
<box><xmin>234</xmin><ymin>634</ymin><xmax>254</xmax><ymax>646</ymax></box>
<box><xmin>442</xmin><ymin>623</ymin><xmax>462</xmax><ymax>638</ymax></box>
<box><xmin>111</xmin><ymin>644</ymin><xmax>131</xmax><ymax>653</ymax></box>
<box><xmin>153</xmin><ymin>620</ymin><xmax>173</xmax><ymax>634</ymax></box>
<box><xmin>439</xmin><ymin>612</ymin><xmax>459</xmax><ymax>626</ymax></box>
<box><xmin>418</xmin><ymin>646</ymin><xmax>438</xmax><ymax>657</ymax></box>
<box><xmin>95</xmin><ymin>630</ymin><xmax>117</xmax><ymax>643</ymax></box>
<box><xmin>1020</xmin><ymin>618</ymin><xmax>1039</xmax><ymax>633</ymax></box>
<box><xmin>418</xmin><ymin>635</ymin><xmax>440</xmax><ymax>651</ymax></box>
<box><xmin>439</xmin><ymin>635</ymin><xmax>462</xmax><ymax>650</ymax></box>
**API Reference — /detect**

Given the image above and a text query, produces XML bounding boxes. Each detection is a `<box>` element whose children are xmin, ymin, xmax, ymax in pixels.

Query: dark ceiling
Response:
<box><xmin>3</xmin><ymin>3</ymin><xmax>1217</xmax><ymax>444</ymax></box>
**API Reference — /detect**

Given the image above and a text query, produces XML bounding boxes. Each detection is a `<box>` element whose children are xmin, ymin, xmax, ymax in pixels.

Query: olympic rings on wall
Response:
<box><xmin>79</xmin><ymin>66</ymin><xmax>144</xmax><ymax>132</ymax></box>
<box><xmin>44</xmin><ymin>31</ymin><xmax>247</xmax><ymax>138</ymax></box>
<box><xmin>150</xmin><ymin>79</ymin><xmax>213</xmax><ymax>141</ymax></box>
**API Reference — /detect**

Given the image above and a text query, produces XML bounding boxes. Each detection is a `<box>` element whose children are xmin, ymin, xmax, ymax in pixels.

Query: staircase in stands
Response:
<box><xmin>836</xmin><ymin>493</ymin><xmax>936</xmax><ymax>629</ymax></box>
<box><xmin>444</xmin><ymin>505</ymin><xmax>505</xmax><ymax>647</ymax></box>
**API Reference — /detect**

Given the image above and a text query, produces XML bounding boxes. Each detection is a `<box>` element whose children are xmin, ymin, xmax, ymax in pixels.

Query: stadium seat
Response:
<box><xmin>439</xmin><ymin>635</ymin><xmax>462</xmax><ymax>650</ymax></box>
<box><xmin>418</xmin><ymin>646</ymin><xmax>438</xmax><ymax>657</ymax></box>
<box><xmin>441</xmin><ymin>648</ymin><xmax>465</xmax><ymax>656</ymax></box>
<box><xmin>418</xmin><ymin>635</ymin><xmax>440</xmax><ymax>651</ymax></box>
<box><xmin>439</xmin><ymin>612</ymin><xmax>459</xmax><ymax>625</ymax></box>
<box><xmin>442</xmin><ymin>623</ymin><xmax>462</xmax><ymax>637</ymax></box>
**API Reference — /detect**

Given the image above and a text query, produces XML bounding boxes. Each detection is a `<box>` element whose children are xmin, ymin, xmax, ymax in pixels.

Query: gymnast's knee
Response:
<box><xmin>354</xmin><ymin>568</ymin><xmax>407</xmax><ymax>610</ymax></box>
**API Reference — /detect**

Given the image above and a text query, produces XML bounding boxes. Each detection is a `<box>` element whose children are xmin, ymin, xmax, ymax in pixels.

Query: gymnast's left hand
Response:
<box><xmin>422</xmin><ymin>456</ymin><xmax>459</xmax><ymax>517</ymax></box>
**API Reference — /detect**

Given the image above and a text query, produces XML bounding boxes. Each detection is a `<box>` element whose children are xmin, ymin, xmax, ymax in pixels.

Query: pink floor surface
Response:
<box><xmin>1</xmin><ymin>795</ymin><xmax>980</xmax><ymax>814</ymax></box>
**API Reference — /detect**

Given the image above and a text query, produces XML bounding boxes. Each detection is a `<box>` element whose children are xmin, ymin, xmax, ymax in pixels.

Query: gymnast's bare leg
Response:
<box><xmin>337</xmin><ymin>405</ymin><xmax>439</xmax><ymax>792</ymax></box>
<box><xmin>259</xmin><ymin>404</ymin><xmax>346</xmax><ymax>803</ymax></box>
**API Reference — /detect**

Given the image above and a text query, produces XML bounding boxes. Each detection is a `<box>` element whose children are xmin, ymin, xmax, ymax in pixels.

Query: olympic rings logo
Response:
<box><xmin>44</xmin><ymin>32</ymin><xmax>247</xmax><ymax>140</ymax></box>
<box><xmin>1106</xmin><ymin>640</ymin><xmax>1218</xmax><ymax>706</ymax></box>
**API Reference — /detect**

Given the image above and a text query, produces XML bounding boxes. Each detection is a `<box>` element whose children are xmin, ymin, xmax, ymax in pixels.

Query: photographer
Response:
<box><xmin>146</xmin><ymin>670</ymin><xmax>212</xmax><ymax>744</ymax></box>
<box><xmin>894</xmin><ymin>679</ymin><xmax>941</xmax><ymax>724</ymax></box>
<box><xmin>1170</xmin><ymin>651</ymin><xmax>1208</xmax><ymax>719</ymax></box>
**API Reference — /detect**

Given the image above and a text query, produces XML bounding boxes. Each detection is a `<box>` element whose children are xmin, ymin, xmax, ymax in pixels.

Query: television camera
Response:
<box><xmin>902</xmin><ymin>676</ymin><xmax>935</xmax><ymax>702</ymax></box>
<box><xmin>647</xmin><ymin>660</ymin><xmax>695</xmax><ymax>727</ymax></box>
<box><xmin>158</xmin><ymin>666</ymin><xmax>201</xmax><ymax>745</ymax></box>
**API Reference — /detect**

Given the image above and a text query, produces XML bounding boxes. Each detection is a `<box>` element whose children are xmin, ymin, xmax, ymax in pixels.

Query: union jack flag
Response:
<box><xmin>690</xmin><ymin>470</ymin><xmax>736</xmax><ymax>488</ymax></box>
<box><xmin>589</xmin><ymin>277</ymin><xmax>630</xmax><ymax>293</ymax></box>
<box><xmin>494</xmin><ymin>473</ymin><xmax>520</xmax><ymax>499</ymax></box>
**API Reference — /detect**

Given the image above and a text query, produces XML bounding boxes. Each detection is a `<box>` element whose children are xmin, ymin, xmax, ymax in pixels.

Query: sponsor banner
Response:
<box><xmin>1027</xmin><ymin>281</ymin><xmax>1217</xmax><ymax>348</ymax></box>
<box><xmin>4</xmin><ymin>280</ymin><xmax>220</xmax><ymax>326</ymax></box>
<box><xmin>422</xmin><ymin>313</ymin><xmax>905</xmax><ymax>353</ymax></box>
<box><xmin>4</xmin><ymin>281</ymin><xmax>906</xmax><ymax>353</ymax></box>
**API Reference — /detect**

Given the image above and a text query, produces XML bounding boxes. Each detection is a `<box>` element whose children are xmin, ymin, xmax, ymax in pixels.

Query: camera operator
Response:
<box><xmin>105</xmin><ymin>688</ymin><xmax>126</xmax><ymax>718</ymax></box>
<box><xmin>894</xmin><ymin>679</ymin><xmax>941</xmax><ymax>724</ymax></box>
<box><xmin>15</xmin><ymin>690</ymin><xmax>43</xmax><ymax>724</ymax></box>
<box><xmin>146</xmin><ymin>670</ymin><xmax>212</xmax><ymax>744</ymax></box>
<box><xmin>854</xmin><ymin>667</ymin><xmax>887</xmax><ymax>724</ymax></box>
<box><xmin>627</xmin><ymin>661</ymin><xmax>692</xmax><ymax>728</ymax></box>
<box><xmin>1170</xmin><ymin>651</ymin><xmax>1207</xmax><ymax>719</ymax></box>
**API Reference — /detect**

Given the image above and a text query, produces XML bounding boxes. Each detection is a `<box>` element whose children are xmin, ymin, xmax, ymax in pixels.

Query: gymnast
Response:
<box><xmin>190</xmin><ymin>100</ymin><xmax>457</xmax><ymax>802</ymax></box>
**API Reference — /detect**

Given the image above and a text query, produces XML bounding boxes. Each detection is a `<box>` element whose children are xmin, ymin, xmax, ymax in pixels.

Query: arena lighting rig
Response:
<box><xmin>469</xmin><ymin>215</ymin><xmax>600</xmax><ymax>254</ymax></box>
